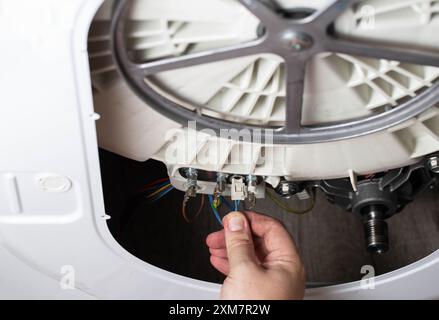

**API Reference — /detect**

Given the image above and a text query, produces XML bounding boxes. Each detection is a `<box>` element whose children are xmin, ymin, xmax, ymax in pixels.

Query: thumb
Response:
<box><xmin>223</xmin><ymin>212</ymin><xmax>259</xmax><ymax>270</ymax></box>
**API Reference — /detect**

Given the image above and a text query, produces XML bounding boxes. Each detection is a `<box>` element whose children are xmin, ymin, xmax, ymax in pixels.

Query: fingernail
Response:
<box><xmin>228</xmin><ymin>216</ymin><xmax>244</xmax><ymax>232</ymax></box>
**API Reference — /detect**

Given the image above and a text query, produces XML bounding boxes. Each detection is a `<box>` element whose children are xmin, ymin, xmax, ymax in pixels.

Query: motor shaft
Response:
<box><xmin>363</xmin><ymin>205</ymin><xmax>389</xmax><ymax>254</ymax></box>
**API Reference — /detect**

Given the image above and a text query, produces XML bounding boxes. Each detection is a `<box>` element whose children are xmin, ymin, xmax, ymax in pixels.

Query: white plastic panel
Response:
<box><xmin>0</xmin><ymin>172</ymin><xmax>79</xmax><ymax>223</ymax></box>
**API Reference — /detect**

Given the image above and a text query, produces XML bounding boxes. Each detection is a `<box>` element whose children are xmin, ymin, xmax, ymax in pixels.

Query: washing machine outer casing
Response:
<box><xmin>0</xmin><ymin>0</ymin><xmax>438</xmax><ymax>299</ymax></box>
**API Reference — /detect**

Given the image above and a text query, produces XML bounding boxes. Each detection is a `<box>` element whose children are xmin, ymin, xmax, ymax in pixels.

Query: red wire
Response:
<box><xmin>140</xmin><ymin>178</ymin><xmax>170</xmax><ymax>192</ymax></box>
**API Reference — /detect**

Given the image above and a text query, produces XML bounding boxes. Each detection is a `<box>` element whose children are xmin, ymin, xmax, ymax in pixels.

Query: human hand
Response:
<box><xmin>206</xmin><ymin>211</ymin><xmax>306</xmax><ymax>300</ymax></box>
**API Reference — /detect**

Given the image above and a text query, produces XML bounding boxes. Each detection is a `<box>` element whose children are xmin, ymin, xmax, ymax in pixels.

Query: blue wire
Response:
<box><xmin>150</xmin><ymin>186</ymin><xmax>174</xmax><ymax>203</ymax></box>
<box><xmin>208</xmin><ymin>195</ymin><xmax>223</xmax><ymax>226</ymax></box>
<box><xmin>234</xmin><ymin>200</ymin><xmax>241</xmax><ymax>211</ymax></box>
<box><xmin>220</xmin><ymin>196</ymin><xmax>234</xmax><ymax>211</ymax></box>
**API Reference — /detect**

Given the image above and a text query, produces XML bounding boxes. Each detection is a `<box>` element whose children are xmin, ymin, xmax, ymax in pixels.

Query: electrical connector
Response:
<box><xmin>214</xmin><ymin>172</ymin><xmax>227</xmax><ymax>207</ymax></box>
<box><xmin>247</xmin><ymin>175</ymin><xmax>257</xmax><ymax>210</ymax></box>
<box><xmin>184</xmin><ymin>168</ymin><xmax>198</xmax><ymax>205</ymax></box>
<box><xmin>231</xmin><ymin>176</ymin><xmax>247</xmax><ymax>201</ymax></box>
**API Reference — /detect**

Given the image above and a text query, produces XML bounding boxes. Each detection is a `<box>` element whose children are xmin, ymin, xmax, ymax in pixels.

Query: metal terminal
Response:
<box><xmin>362</xmin><ymin>205</ymin><xmax>389</xmax><ymax>254</ymax></box>
<box><xmin>427</xmin><ymin>156</ymin><xmax>439</xmax><ymax>173</ymax></box>
<box><xmin>214</xmin><ymin>172</ymin><xmax>228</xmax><ymax>207</ymax></box>
<box><xmin>247</xmin><ymin>175</ymin><xmax>257</xmax><ymax>210</ymax></box>
<box><xmin>184</xmin><ymin>168</ymin><xmax>198</xmax><ymax>204</ymax></box>
<box><xmin>275</xmin><ymin>180</ymin><xmax>299</xmax><ymax>199</ymax></box>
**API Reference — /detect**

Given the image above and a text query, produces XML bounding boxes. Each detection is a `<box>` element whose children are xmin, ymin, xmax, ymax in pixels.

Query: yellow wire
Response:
<box><xmin>213</xmin><ymin>196</ymin><xmax>221</xmax><ymax>209</ymax></box>
<box><xmin>147</xmin><ymin>184</ymin><xmax>172</xmax><ymax>199</ymax></box>
<box><xmin>266</xmin><ymin>190</ymin><xmax>315</xmax><ymax>215</ymax></box>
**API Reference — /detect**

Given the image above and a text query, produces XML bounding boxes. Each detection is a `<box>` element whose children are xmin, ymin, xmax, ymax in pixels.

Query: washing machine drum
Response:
<box><xmin>17</xmin><ymin>0</ymin><xmax>436</xmax><ymax>300</ymax></box>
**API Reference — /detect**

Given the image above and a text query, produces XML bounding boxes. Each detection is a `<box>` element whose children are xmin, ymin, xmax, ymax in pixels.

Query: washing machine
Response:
<box><xmin>1</xmin><ymin>0</ymin><xmax>439</xmax><ymax>299</ymax></box>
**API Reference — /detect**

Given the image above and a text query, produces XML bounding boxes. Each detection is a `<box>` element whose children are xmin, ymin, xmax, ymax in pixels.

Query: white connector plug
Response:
<box><xmin>231</xmin><ymin>176</ymin><xmax>247</xmax><ymax>201</ymax></box>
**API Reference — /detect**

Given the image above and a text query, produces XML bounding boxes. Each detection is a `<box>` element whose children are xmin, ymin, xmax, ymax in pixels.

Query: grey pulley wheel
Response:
<box><xmin>110</xmin><ymin>0</ymin><xmax>439</xmax><ymax>144</ymax></box>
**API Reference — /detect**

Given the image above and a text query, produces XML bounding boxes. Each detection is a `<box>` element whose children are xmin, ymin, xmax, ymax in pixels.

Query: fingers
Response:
<box><xmin>206</xmin><ymin>211</ymin><xmax>303</xmax><ymax>275</ymax></box>
<box><xmin>222</xmin><ymin>211</ymin><xmax>259</xmax><ymax>271</ymax></box>
<box><xmin>208</xmin><ymin>212</ymin><xmax>295</xmax><ymax>248</ymax></box>
<box><xmin>245</xmin><ymin>211</ymin><xmax>288</xmax><ymax>238</ymax></box>
<box><xmin>206</xmin><ymin>212</ymin><xmax>296</xmax><ymax>257</ymax></box>
<box><xmin>208</xmin><ymin>228</ymin><xmax>265</xmax><ymax>261</ymax></box>
<box><xmin>246</xmin><ymin>211</ymin><xmax>302</xmax><ymax>265</ymax></box>
<box><xmin>210</xmin><ymin>256</ymin><xmax>230</xmax><ymax>275</ymax></box>
<box><xmin>209</xmin><ymin>248</ymin><xmax>228</xmax><ymax>259</ymax></box>
<box><xmin>206</xmin><ymin>229</ymin><xmax>225</xmax><ymax>249</ymax></box>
